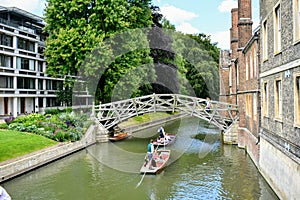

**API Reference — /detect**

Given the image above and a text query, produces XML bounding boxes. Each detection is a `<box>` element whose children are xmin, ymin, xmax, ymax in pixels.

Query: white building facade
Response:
<box><xmin>0</xmin><ymin>6</ymin><xmax>90</xmax><ymax>117</ymax></box>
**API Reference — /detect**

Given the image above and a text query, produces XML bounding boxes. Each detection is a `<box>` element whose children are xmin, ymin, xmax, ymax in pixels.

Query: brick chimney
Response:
<box><xmin>237</xmin><ymin>0</ymin><xmax>253</xmax><ymax>129</ymax></box>
<box><xmin>238</xmin><ymin>0</ymin><xmax>253</xmax><ymax>49</ymax></box>
<box><xmin>230</xmin><ymin>8</ymin><xmax>238</xmax><ymax>59</ymax></box>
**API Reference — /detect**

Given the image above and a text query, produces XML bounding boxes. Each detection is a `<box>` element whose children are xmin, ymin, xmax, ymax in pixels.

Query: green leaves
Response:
<box><xmin>45</xmin><ymin>0</ymin><xmax>154</xmax><ymax>103</ymax></box>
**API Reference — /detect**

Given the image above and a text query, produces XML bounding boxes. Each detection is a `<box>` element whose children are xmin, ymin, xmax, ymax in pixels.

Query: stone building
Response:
<box><xmin>220</xmin><ymin>0</ymin><xmax>300</xmax><ymax>199</ymax></box>
<box><xmin>0</xmin><ymin>6</ymin><xmax>91</xmax><ymax>117</ymax></box>
<box><xmin>259</xmin><ymin>0</ymin><xmax>300</xmax><ymax>199</ymax></box>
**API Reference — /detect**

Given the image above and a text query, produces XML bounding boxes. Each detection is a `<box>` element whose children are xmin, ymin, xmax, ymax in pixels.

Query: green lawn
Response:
<box><xmin>0</xmin><ymin>129</ymin><xmax>58</xmax><ymax>162</ymax></box>
<box><xmin>119</xmin><ymin>112</ymin><xmax>175</xmax><ymax>126</ymax></box>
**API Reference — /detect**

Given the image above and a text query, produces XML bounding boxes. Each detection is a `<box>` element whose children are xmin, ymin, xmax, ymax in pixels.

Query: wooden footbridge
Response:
<box><xmin>92</xmin><ymin>94</ymin><xmax>238</xmax><ymax>132</ymax></box>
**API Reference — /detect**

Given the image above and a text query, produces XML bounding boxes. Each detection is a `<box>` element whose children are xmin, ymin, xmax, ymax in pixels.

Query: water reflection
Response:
<box><xmin>2</xmin><ymin>117</ymin><xmax>278</xmax><ymax>200</ymax></box>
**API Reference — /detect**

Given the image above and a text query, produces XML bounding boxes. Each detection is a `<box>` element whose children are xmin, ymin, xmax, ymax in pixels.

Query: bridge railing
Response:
<box><xmin>93</xmin><ymin>94</ymin><xmax>238</xmax><ymax>130</ymax></box>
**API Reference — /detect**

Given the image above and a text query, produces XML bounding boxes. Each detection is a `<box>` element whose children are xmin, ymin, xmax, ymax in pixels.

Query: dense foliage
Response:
<box><xmin>0</xmin><ymin>112</ymin><xmax>92</xmax><ymax>142</ymax></box>
<box><xmin>175</xmin><ymin>33</ymin><xmax>220</xmax><ymax>99</ymax></box>
<box><xmin>44</xmin><ymin>0</ymin><xmax>220</xmax><ymax>103</ymax></box>
<box><xmin>44</xmin><ymin>0</ymin><xmax>155</xmax><ymax>103</ymax></box>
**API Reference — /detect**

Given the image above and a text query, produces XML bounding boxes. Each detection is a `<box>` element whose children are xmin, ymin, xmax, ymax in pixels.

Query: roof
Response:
<box><xmin>0</xmin><ymin>5</ymin><xmax>44</xmax><ymax>23</ymax></box>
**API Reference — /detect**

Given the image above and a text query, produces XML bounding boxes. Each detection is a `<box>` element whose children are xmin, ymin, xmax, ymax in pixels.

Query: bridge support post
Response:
<box><xmin>222</xmin><ymin>120</ymin><xmax>238</xmax><ymax>145</ymax></box>
<box><xmin>91</xmin><ymin>101</ymin><xmax>95</xmax><ymax>118</ymax></box>
<box><xmin>95</xmin><ymin>123</ymin><xmax>109</xmax><ymax>143</ymax></box>
<box><xmin>153</xmin><ymin>93</ymin><xmax>157</xmax><ymax>113</ymax></box>
<box><xmin>172</xmin><ymin>94</ymin><xmax>177</xmax><ymax>113</ymax></box>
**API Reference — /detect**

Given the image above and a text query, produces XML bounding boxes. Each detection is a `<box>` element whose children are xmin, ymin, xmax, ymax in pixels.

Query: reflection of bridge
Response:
<box><xmin>93</xmin><ymin>94</ymin><xmax>238</xmax><ymax>131</ymax></box>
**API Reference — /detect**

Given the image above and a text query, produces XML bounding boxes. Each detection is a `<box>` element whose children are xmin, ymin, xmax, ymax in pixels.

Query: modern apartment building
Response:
<box><xmin>0</xmin><ymin>6</ymin><xmax>68</xmax><ymax>117</ymax></box>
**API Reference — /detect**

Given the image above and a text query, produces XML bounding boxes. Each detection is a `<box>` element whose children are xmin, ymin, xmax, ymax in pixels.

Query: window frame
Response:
<box><xmin>294</xmin><ymin>73</ymin><xmax>300</xmax><ymax>126</ymax></box>
<box><xmin>274</xmin><ymin>78</ymin><xmax>283</xmax><ymax>120</ymax></box>
<box><xmin>294</xmin><ymin>0</ymin><xmax>300</xmax><ymax>43</ymax></box>
<box><xmin>246</xmin><ymin>56</ymin><xmax>249</xmax><ymax>80</ymax></box>
<box><xmin>274</xmin><ymin>3</ymin><xmax>281</xmax><ymax>54</ymax></box>
<box><xmin>253</xmin><ymin>93</ymin><xmax>258</xmax><ymax>120</ymax></box>
<box><xmin>263</xmin><ymin>20</ymin><xmax>268</xmax><ymax>61</ymax></box>
<box><xmin>263</xmin><ymin>81</ymin><xmax>269</xmax><ymax>116</ymax></box>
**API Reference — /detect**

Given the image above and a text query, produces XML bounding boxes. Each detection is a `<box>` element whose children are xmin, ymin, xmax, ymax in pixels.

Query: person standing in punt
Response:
<box><xmin>146</xmin><ymin>139</ymin><xmax>154</xmax><ymax>169</ymax></box>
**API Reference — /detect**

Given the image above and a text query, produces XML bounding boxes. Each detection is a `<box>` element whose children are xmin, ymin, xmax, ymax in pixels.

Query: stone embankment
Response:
<box><xmin>118</xmin><ymin>113</ymin><xmax>187</xmax><ymax>132</ymax></box>
<box><xmin>0</xmin><ymin>124</ymin><xmax>99</xmax><ymax>183</ymax></box>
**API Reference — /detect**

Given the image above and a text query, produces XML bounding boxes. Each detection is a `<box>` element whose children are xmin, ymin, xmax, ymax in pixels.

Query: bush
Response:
<box><xmin>0</xmin><ymin>123</ymin><xmax>8</xmax><ymax>129</ymax></box>
<box><xmin>8</xmin><ymin>123</ymin><xmax>26</xmax><ymax>131</ymax></box>
<box><xmin>4</xmin><ymin>116</ymin><xmax>15</xmax><ymax>124</ymax></box>
<box><xmin>1</xmin><ymin>112</ymin><xmax>91</xmax><ymax>142</ymax></box>
<box><xmin>45</xmin><ymin>108</ymin><xmax>61</xmax><ymax>115</ymax></box>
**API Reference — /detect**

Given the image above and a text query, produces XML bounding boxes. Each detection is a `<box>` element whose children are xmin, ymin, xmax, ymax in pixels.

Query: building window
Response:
<box><xmin>229</xmin><ymin>66</ymin><xmax>232</xmax><ymax>87</ymax></box>
<box><xmin>246</xmin><ymin>56</ymin><xmax>249</xmax><ymax>80</ymax></box>
<box><xmin>263</xmin><ymin>20</ymin><xmax>268</xmax><ymax>60</ymax></box>
<box><xmin>17</xmin><ymin>77</ymin><xmax>35</xmax><ymax>89</ymax></box>
<box><xmin>250</xmin><ymin>52</ymin><xmax>253</xmax><ymax>79</ymax></box>
<box><xmin>246</xmin><ymin>94</ymin><xmax>253</xmax><ymax>117</ymax></box>
<box><xmin>46</xmin><ymin>80</ymin><xmax>52</xmax><ymax>90</ymax></box>
<box><xmin>17</xmin><ymin>37</ymin><xmax>35</xmax><ymax>52</ymax></box>
<box><xmin>253</xmin><ymin>47</ymin><xmax>257</xmax><ymax>78</ymax></box>
<box><xmin>294</xmin><ymin>0</ymin><xmax>300</xmax><ymax>42</ymax></box>
<box><xmin>253</xmin><ymin>93</ymin><xmax>257</xmax><ymax>120</ymax></box>
<box><xmin>275</xmin><ymin>79</ymin><xmax>282</xmax><ymax>119</ymax></box>
<box><xmin>263</xmin><ymin>82</ymin><xmax>268</xmax><ymax>116</ymax></box>
<box><xmin>0</xmin><ymin>76</ymin><xmax>13</xmax><ymax>88</ymax></box>
<box><xmin>0</xmin><ymin>54</ymin><xmax>13</xmax><ymax>68</ymax></box>
<box><xmin>274</xmin><ymin>4</ymin><xmax>281</xmax><ymax>53</ymax></box>
<box><xmin>38</xmin><ymin>61</ymin><xmax>43</xmax><ymax>72</ymax></box>
<box><xmin>294</xmin><ymin>75</ymin><xmax>300</xmax><ymax>125</ymax></box>
<box><xmin>236</xmin><ymin>63</ymin><xmax>239</xmax><ymax>86</ymax></box>
<box><xmin>0</xmin><ymin>33</ymin><xmax>13</xmax><ymax>47</ymax></box>
<box><xmin>17</xmin><ymin>57</ymin><xmax>35</xmax><ymax>71</ymax></box>
<box><xmin>38</xmin><ymin>79</ymin><xmax>43</xmax><ymax>90</ymax></box>
<box><xmin>46</xmin><ymin>80</ymin><xmax>60</xmax><ymax>90</ymax></box>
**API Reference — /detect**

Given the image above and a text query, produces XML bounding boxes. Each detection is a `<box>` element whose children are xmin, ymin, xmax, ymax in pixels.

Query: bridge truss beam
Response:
<box><xmin>93</xmin><ymin>94</ymin><xmax>238</xmax><ymax>131</ymax></box>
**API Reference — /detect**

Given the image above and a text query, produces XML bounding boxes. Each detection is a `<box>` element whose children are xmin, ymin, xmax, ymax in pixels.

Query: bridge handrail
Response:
<box><xmin>93</xmin><ymin>93</ymin><xmax>238</xmax><ymax>130</ymax></box>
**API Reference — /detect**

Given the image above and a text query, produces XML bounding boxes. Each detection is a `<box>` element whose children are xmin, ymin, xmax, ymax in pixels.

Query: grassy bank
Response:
<box><xmin>119</xmin><ymin>112</ymin><xmax>175</xmax><ymax>127</ymax></box>
<box><xmin>0</xmin><ymin>129</ymin><xmax>58</xmax><ymax>162</ymax></box>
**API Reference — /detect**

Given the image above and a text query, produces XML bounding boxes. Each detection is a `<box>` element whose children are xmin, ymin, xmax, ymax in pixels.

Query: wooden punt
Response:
<box><xmin>109</xmin><ymin>132</ymin><xmax>131</xmax><ymax>142</ymax></box>
<box><xmin>140</xmin><ymin>149</ymin><xmax>171</xmax><ymax>174</ymax></box>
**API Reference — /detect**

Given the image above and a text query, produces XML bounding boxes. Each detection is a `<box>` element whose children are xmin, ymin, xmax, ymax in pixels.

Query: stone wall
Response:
<box><xmin>118</xmin><ymin>113</ymin><xmax>187</xmax><ymax>133</ymax></box>
<box><xmin>0</xmin><ymin>124</ymin><xmax>98</xmax><ymax>183</ymax></box>
<box><xmin>259</xmin><ymin>137</ymin><xmax>300</xmax><ymax>200</ymax></box>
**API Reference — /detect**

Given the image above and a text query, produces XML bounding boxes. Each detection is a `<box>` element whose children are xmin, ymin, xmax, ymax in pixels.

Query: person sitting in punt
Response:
<box><xmin>159</xmin><ymin>133</ymin><xmax>171</xmax><ymax>143</ymax></box>
<box><xmin>158</xmin><ymin>127</ymin><xmax>165</xmax><ymax>139</ymax></box>
<box><xmin>165</xmin><ymin>133</ymin><xmax>171</xmax><ymax>141</ymax></box>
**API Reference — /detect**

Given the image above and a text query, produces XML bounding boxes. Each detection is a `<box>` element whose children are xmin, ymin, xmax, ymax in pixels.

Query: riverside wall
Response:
<box><xmin>0</xmin><ymin>124</ymin><xmax>98</xmax><ymax>183</ymax></box>
<box><xmin>118</xmin><ymin>113</ymin><xmax>187</xmax><ymax>132</ymax></box>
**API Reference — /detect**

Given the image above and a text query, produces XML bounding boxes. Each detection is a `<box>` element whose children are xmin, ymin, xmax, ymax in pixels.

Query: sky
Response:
<box><xmin>0</xmin><ymin>0</ymin><xmax>259</xmax><ymax>50</ymax></box>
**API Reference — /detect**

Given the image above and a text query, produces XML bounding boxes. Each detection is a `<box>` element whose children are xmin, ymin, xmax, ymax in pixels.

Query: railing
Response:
<box><xmin>93</xmin><ymin>94</ymin><xmax>238</xmax><ymax>131</ymax></box>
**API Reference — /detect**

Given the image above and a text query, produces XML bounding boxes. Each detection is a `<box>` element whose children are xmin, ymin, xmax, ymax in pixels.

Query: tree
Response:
<box><xmin>171</xmin><ymin>33</ymin><xmax>220</xmax><ymax>99</ymax></box>
<box><xmin>44</xmin><ymin>0</ymin><xmax>156</xmax><ymax>103</ymax></box>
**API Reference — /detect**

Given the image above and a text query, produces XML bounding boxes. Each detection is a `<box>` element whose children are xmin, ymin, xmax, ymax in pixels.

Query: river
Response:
<box><xmin>2</xmin><ymin>117</ymin><xmax>278</xmax><ymax>200</ymax></box>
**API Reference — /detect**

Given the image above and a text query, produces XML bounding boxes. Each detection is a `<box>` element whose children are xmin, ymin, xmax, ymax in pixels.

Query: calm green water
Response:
<box><xmin>2</xmin><ymin>117</ymin><xmax>278</xmax><ymax>200</ymax></box>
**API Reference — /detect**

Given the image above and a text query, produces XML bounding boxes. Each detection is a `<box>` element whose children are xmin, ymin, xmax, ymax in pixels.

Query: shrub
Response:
<box><xmin>0</xmin><ymin>123</ymin><xmax>8</xmax><ymax>129</ymax></box>
<box><xmin>54</xmin><ymin>130</ymin><xmax>70</xmax><ymax>142</ymax></box>
<box><xmin>45</xmin><ymin>108</ymin><xmax>61</xmax><ymax>115</ymax></box>
<box><xmin>1</xmin><ymin>112</ymin><xmax>91</xmax><ymax>142</ymax></box>
<box><xmin>4</xmin><ymin>116</ymin><xmax>15</xmax><ymax>124</ymax></box>
<box><xmin>8</xmin><ymin>123</ymin><xmax>26</xmax><ymax>131</ymax></box>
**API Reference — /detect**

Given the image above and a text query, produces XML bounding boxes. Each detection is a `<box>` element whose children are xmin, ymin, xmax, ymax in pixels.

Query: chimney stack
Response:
<box><xmin>238</xmin><ymin>0</ymin><xmax>253</xmax><ymax>49</ymax></box>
